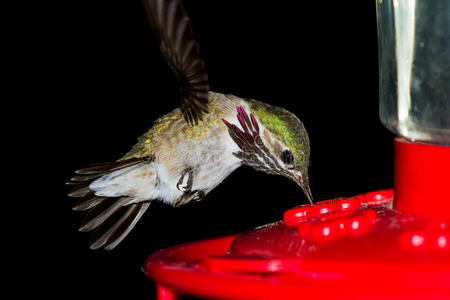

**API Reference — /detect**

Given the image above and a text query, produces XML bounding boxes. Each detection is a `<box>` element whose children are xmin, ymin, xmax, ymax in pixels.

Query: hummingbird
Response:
<box><xmin>67</xmin><ymin>0</ymin><xmax>313</xmax><ymax>250</ymax></box>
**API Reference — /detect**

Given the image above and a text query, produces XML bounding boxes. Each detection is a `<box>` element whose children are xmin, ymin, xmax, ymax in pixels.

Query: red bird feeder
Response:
<box><xmin>143</xmin><ymin>1</ymin><xmax>450</xmax><ymax>298</ymax></box>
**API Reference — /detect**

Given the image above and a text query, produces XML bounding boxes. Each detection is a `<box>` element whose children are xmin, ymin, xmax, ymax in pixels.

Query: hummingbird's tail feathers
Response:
<box><xmin>75</xmin><ymin>195</ymin><xmax>151</xmax><ymax>250</ymax></box>
<box><xmin>72</xmin><ymin>157</ymin><xmax>143</xmax><ymax>175</ymax></box>
<box><xmin>67</xmin><ymin>158</ymin><xmax>143</xmax><ymax>196</ymax></box>
<box><xmin>67</xmin><ymin>181</ymin><xmax>92</xmax><ymax>198</ymax></box>
<box><xmin>79</xmin><ymin>196</ymin><xmax>131</xmax><ymax>232</ymax></box>
<box><xmin>68</xmin><ymin>158</ymin><xmax>155</xmax><ymax>249</ymax></box>
<box><xmin>72</xmin><ymin>191</ymin><xmax>103</xmax><ymax>211</ymax></box>
<box><xmin>89</xmin><ymin>201</ymin><xmax>151</xmax><ymax>250</ymax></box>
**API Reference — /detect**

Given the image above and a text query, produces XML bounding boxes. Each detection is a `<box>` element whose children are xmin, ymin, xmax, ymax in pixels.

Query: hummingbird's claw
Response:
<box><xmin>192</xmin><ymin>190</ymin><xmax>205</xmax><ymax>202</ymax></box>
<box><xmin>173</xmin><ymin>190</ymin><xmax>205</xmax><ymax>207</ymax></box>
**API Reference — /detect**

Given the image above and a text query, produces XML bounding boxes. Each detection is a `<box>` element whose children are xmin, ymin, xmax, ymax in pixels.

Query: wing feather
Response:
<box><xmin>144</xmin><ymin>0</ymin><xmax>209</xmax><ymax>125</ymax></box>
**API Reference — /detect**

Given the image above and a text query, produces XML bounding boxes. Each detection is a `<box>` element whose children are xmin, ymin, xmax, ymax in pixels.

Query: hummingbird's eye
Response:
<box><xmin>281</xmin><ymin>149</ymin><xmax>294</xmax><ymax>165</ymax></box>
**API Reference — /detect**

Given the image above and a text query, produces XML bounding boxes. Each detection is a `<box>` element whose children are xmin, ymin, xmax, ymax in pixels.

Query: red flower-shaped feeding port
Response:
<box><xmin>143</xmin><ymin>189</ymin><xmax>450</xmax><ymax>300</ymax></box>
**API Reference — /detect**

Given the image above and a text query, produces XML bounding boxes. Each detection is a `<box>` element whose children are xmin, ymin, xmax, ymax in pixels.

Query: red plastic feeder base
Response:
<box><xmin>143</xmin><ymin>189</ymin><xmax>450</xmax><ymax>300</ymax></box>
<box><xmin>394</xmin><ymin>138</ymin><xmax>450</xmax><ymax>218</ymax></box>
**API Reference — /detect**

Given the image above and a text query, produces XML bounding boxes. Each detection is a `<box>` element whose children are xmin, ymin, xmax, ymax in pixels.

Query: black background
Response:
<box><xmin>37</xmin><ymin>0</ymin><xmax>393</xmax><ymax>299</ymax></box>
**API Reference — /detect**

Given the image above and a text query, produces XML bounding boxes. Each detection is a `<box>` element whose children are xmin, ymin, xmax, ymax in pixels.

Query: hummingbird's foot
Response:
<box><xmin>192</xmin><ymin>190</ymin><xmax>205</xmax><ymax>202</ymax></box>
<box><xmin>173</xmin><ymin>190</ymin><xmax>204</xmax><ymax>207</ymax></box>
<box><xmin>176</xmin><ymin>168</ymin><xmax>193</xmax><ymax>192</ymax></box>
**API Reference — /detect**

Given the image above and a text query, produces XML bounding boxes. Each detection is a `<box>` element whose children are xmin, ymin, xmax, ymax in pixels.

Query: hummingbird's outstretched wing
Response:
<box><xmin>144</xmin><ymin>0</ymin><xmax>209</xmax><ymax>125</ymax></box>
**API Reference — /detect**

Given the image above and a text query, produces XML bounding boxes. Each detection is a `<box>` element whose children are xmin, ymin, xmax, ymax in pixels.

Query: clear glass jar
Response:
<box><xmin>376</xmin><ymin>0</ymin><xmax>450</xmax><ymax>145</ymax></box>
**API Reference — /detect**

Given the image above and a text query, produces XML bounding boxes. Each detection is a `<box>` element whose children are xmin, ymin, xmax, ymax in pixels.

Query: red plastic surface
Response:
<box><xmin>394</xmin><ymin>138</ymin><xmax>450</xmax><ymax>218</ymax></box>
<box><xmin>144</xmin><ymin>190</ymin><xmax>450</xmax><ymax>300</ymax></box>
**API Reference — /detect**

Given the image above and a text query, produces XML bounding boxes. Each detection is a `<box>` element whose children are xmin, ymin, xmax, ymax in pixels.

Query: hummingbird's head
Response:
<box><xmin>223</xmin><ymin>103</ymin><xmax>313</xmax><ymax>204</ymax></box>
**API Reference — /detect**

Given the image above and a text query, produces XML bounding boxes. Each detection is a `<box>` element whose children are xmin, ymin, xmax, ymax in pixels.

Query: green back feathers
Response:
<box><xmin>250</xmin><ymin>102</ymin><xmax>310</xmax><ymax>181</ymax></box>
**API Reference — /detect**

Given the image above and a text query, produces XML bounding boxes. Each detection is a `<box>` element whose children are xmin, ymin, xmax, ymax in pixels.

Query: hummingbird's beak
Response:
<box><xmin>302</xmin><ymin>185</ymin><xmax>314</xmax><ymax>205</ymax></box>
<box><xmin>293</xmin><ymin>175</ymin><xmax>314</xmax><ymax>205</ymax></box>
